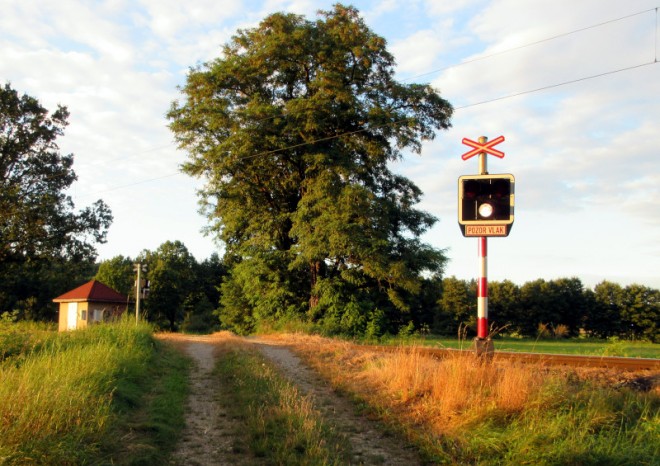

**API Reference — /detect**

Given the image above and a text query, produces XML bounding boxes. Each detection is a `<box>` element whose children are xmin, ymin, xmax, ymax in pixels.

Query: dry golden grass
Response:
<box><xmin>261</xmin><ymin>333</ymin><xmax>549</xmax><ymax>435</ymax></box>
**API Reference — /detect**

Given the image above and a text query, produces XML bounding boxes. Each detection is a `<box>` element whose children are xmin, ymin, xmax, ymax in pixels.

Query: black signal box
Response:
<box><xmin>458</xmin><ymin>174</ymin><xmax>515</xmax><ymax>237</ymax></box>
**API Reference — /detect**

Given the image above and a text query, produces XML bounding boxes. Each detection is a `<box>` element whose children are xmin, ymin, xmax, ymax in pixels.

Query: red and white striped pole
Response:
<box><xmin>477</xmin><ymin>236</ymin><xmax>488</xmax><ymax>339</ymax></box>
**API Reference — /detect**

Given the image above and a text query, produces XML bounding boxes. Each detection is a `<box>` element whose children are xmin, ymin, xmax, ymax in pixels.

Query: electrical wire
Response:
<box><xmin>80</xmin><ymin>57</ymin><xmax>659</xmax><ymax>199</ymax></box>
<box><xmin>655</xmin><ymin>7</ymin><xmax>658</xmax><ymax>63</ymax></box>
<box><xmin>179</xmin><ymin>59</ymin><xmax>660</xmax><ymax>164</ymax></box>
<box><xmin>455</xmin><ymin>60</ymin><xmax>658</xmax><ymax>110</ymax></box>
<box><xmin>93</xmin><ymin>172</ymin><xmax>182</xmax><ymax>194</ymax></box>
<box><xmin>16</xmin><ymin>5</ymin><xmax>660</xmax><ymax>199</ymax></box>
<box><xmin>84</xmin><ymin>5</ymin><xmax>660</xmax><ymax>160</ymax></box>
<box><xmin>400</xmin><ymin>7</ymin><xmax>658</xmax><ymax>82</ymax></box>
<box><xmin>102</xmin><ymin>143</ymin><xmax>174</xmax><ymax>165</ymax></box>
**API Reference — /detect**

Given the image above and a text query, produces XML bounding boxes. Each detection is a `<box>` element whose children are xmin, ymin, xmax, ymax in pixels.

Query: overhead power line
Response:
<box><xmin>402</xmin><ymin>7</ymin><xmax>658</xmax><ymax>82</ymax></box>
<box><xmin>94</xmin><ymin>172</ymin><xmax>182</xmax><ymax>194</ymax></box>
<box><xmin>191</xmin><ymin>60</ymin><xmax>660</xmax><ymax>163</ymax></box>
<box><xmin>84</xmin><ymin>58</ymin><xmax>658</xmax><ymax>199</ymax></box>
<box><xmin>655</xmin><ymin>7</ymin><xmax>658</xmax><ymax>62</ymax></box>
<box><xmin>455</xmin><ymin>60</ymin><xmax>658</xmax><ymax>110</ymax></box>
<box><xmin>72</xmin><ymin>6</ymin><xmax>660</xmax><ymax>198</ymax></box>
<box><xmin>96</xmin><ymin>5</ymin><xmax>660</xmax><ymax>160</ymax></box>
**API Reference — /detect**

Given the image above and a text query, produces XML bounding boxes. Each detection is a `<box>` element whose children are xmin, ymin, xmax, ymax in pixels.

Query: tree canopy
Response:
<box><xmin>140</xmin><ymin>240</ymin><xmax>197</xmax><ymax>331</ymax></box>
<box><xmin>168</xmin><ymin>5</ymin><xmax>453</xmax><ymax>334</ymax></box>
<box><xmin>95</xmin><ymin>255</ymin><xmax>134</xmax><ymax>297</ymax></box>
<box><xmin>95</xmin><ymin>244</ymin><xmax>227</xmax><ymax>332</ymax></box>
<box><xmin>0</xmin><ymin>83</ymin><xmax>112</xmax><ymax>263</ymax></box>
<box><xmin>0</xmin><ymin>83</ymin><xmax>112</xmax><ymax>318</ymax></box>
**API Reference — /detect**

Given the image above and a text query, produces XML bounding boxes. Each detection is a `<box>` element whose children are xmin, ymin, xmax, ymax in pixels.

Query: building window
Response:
<box><xmin>81</xmin><ymin>310</ymin><xmax>87</xmax><ymax>321</ymax></box>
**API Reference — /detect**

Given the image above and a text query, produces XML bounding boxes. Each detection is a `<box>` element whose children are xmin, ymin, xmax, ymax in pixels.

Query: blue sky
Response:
<box><xmin>1</xmin><ymin>0</ymin><xmax>659</xmax><ymax>289</ymax></box>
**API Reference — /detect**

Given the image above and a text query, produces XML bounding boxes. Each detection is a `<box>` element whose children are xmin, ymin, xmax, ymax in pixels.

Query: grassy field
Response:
<box><xmin>0</xmin><ymin>319</ymin><xmax>189</xmax><ymax>465</ymax></box>
<box><xmin>3</xmin><ymin>322</ymin><xmax>658</xmax><ymax>464</ymax></box>
<box><xmin>0</xmin><ymin>320</ymin><xmax>58</xmax><ymax>362</ymax></box>
<box><xmin>272</xmin><ymin>333</ymin><xmax>660</xmax><ymax>465</ymax></box>
<box><xmin>378</xmin><ymin>335</ymin><xmax>660</xmax><ymax>358</ymax></box>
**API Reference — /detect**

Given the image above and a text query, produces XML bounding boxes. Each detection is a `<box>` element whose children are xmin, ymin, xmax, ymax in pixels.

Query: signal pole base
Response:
<box><xmin>473</xmin><ymin>338</ymin><xmax>494</xmax><ymax>359</ymax></box>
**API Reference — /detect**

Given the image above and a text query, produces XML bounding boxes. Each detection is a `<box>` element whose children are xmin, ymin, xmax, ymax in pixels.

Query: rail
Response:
<box><xmin>359</xmin><ymin>344</ymin><xmax>660</xmax><ymax>371</ymax></box>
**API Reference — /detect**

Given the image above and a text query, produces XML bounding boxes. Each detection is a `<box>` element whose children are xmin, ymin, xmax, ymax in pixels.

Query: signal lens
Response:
<box><xmin>490</xmin><ymin>179</ymin><xmax>509</xmax><ymax>198</ymax></box>
<box><xmin>463</xmin><ymin>179</ymin><xmax>479</xmax><ymax>199</ymax></box>
<box><xmin>478</xmin><ymin>202</ymin><xmax>494</xmax><ymax>218</ymax></box>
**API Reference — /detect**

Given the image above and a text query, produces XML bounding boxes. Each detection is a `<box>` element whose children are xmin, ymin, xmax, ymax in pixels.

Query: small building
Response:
<box><xmin>53</xmin><ymin>279</ymin><xmax>129</xmax><ymax>331</ymax></box>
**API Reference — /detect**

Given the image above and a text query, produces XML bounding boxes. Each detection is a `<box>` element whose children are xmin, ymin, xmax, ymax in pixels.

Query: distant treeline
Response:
<box><xmin>434</xmin><ymin>277</ymin><xmax>659</xmax><ymax>343</ymax></box>
<box><xmin>0</xmin><ymin>240</ymin><xmax>226</xmax><ymax>334</ymax></box>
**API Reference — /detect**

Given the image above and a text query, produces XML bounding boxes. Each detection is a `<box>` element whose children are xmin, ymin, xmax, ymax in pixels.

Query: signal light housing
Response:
<box><xmin>458</xmin><ymin>174</ymin><xmax>515</xmax><ymax>237</ymax></box>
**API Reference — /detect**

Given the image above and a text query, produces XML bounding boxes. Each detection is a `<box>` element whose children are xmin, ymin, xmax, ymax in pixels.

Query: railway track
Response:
<box><xmin>360</xmin><ymin>344</ymin><xmax>660</xmax><ymax>371</ymax></box>
<box><xmin>491</xmin><ymin>351</ymin><xmax>659</xmax><ymax>371</ymax></box>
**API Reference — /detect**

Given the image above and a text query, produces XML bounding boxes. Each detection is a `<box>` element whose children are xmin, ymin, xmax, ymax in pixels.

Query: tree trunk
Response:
<box><xmin>309</xmin><ymin>260</ymin><xmax>321</xmax><ymax>309</ymax></box>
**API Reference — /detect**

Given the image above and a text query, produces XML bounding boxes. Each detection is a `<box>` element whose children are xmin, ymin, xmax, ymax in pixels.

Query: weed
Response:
<box><xmin>215</xmin><ymin>341</ymin><xmax>351</xmax><ymax>465</ymax></box>
<box><xmin>602</xmin><ymin>336</ymin><xmax>631</xmax><ymax>357</ymax></box>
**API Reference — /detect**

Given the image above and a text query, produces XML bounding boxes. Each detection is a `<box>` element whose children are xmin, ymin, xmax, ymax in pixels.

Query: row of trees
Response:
<box><xmin>2</xmin><ymin>218</ymin><xmax>657</xmax><ymax>342</ymax></box>
<box><xmin>93</xmin><ymin>248</ymin><xmax>659</xmax><ymax>342</ymax></box>
<box><xmin>436</xmin><ymin>277</ymin><xmax>659</xmax><ymax>342</ymax></box>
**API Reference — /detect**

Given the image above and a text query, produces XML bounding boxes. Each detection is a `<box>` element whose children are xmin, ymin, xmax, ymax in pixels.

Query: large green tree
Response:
<box><xmin>168</xmin><ymin>5</ymin><xmax>452</xmax><ymax>333</ymax></box>
<box><xmin>488</xmin><ymin>279</ymin><xmax>521</xmax><ymax>332</ymax></box>
<box><xmin>588</xmin><ymin>281</ymin><xmax>624</xmax><ymax>338</ymax></box>
<box><xmin>0</xmin><ymin>83</ymin><xmax>112</xmax><ymax>263</ymax></box>
<box><xmin>0</xmin><ymin>83</ymin><xmax>112</xmax><ymax>318</ymax></box>
<box><xmin>620</xmin><ymin>284</ymin><xmax>659</xmax><ymax>342</ymax></box>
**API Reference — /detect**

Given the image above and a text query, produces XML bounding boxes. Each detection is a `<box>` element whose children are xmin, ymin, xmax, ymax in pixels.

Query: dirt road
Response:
<box><xmin>159</xmin><ymin>333</ymin><xmax>422</xmax><ymax>465</ymax></box>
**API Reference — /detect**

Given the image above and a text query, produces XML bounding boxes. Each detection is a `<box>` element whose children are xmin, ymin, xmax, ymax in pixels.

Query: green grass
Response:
<box><xmin>215</xmin><ymin>344</ymin><xmax>351</xmax><ymax>465</ymax></box>
<box><xmin>0</xmin><ymin>320</ymin><xmax>57</xmax><ymax>362</ymax></box>
<box><xmin>378</xmin><ymin>335</ymin><xmax>660</xmax><ymax>358</ymax></box>
<box><xmin>0</xmin><ymin>319</ymin><xmax>189</xmax><ymax>465</ymax></box>
<box><xmin>456</xmin><ymin>380</ymin><xmax>660</xmax><ymax>465</ymax></box>
<box><xmin>104</xmin><ymin>338</ymin><xmax>190</xmax><ymax>465</ymax></box>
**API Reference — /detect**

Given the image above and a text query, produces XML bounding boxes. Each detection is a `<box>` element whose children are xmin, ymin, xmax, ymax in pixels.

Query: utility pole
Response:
<box><xmin>134</xmin><ymin>263</ymin><xmax>147</xmax><ymax>324</ymax></box>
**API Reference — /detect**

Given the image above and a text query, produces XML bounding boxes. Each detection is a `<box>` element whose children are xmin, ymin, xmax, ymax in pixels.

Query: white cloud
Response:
<box><xmin>137</xmin><ymin>0</ymin><xmax>244</xmax><ymax>37</ymax></box>
<box><xmin>391</xmin><ymin>29</ymin><xmax>449</xmax><ymax>75</ymax></box>
<box><xmin>469</xmin><ymin>0</ymin><xmax>658</xmax><ymax>44</ymax></box>
<box><xmin>425</xmin><ymin>0</ymin><xmax>484</xmax><ymax>17</ymax></box>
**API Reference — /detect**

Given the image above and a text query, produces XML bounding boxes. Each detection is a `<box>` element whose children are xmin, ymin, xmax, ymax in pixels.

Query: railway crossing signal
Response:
<box><xmin>458</xmin><ymin>135</ymin><xmax>515</xmax><ymax>356</ymax></box>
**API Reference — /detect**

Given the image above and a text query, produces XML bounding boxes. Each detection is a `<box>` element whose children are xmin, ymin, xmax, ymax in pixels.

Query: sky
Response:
<box><xmin>1</xmin><ymin>0</ymin><xmax>659</xmax><ymax>289</ymax></box>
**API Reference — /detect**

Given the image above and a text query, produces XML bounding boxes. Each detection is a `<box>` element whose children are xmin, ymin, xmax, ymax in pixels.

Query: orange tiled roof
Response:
<box><xmin>53</xmin><ymin>280</ymin><xmax>128</xmax><ymax>303</ymax></box>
